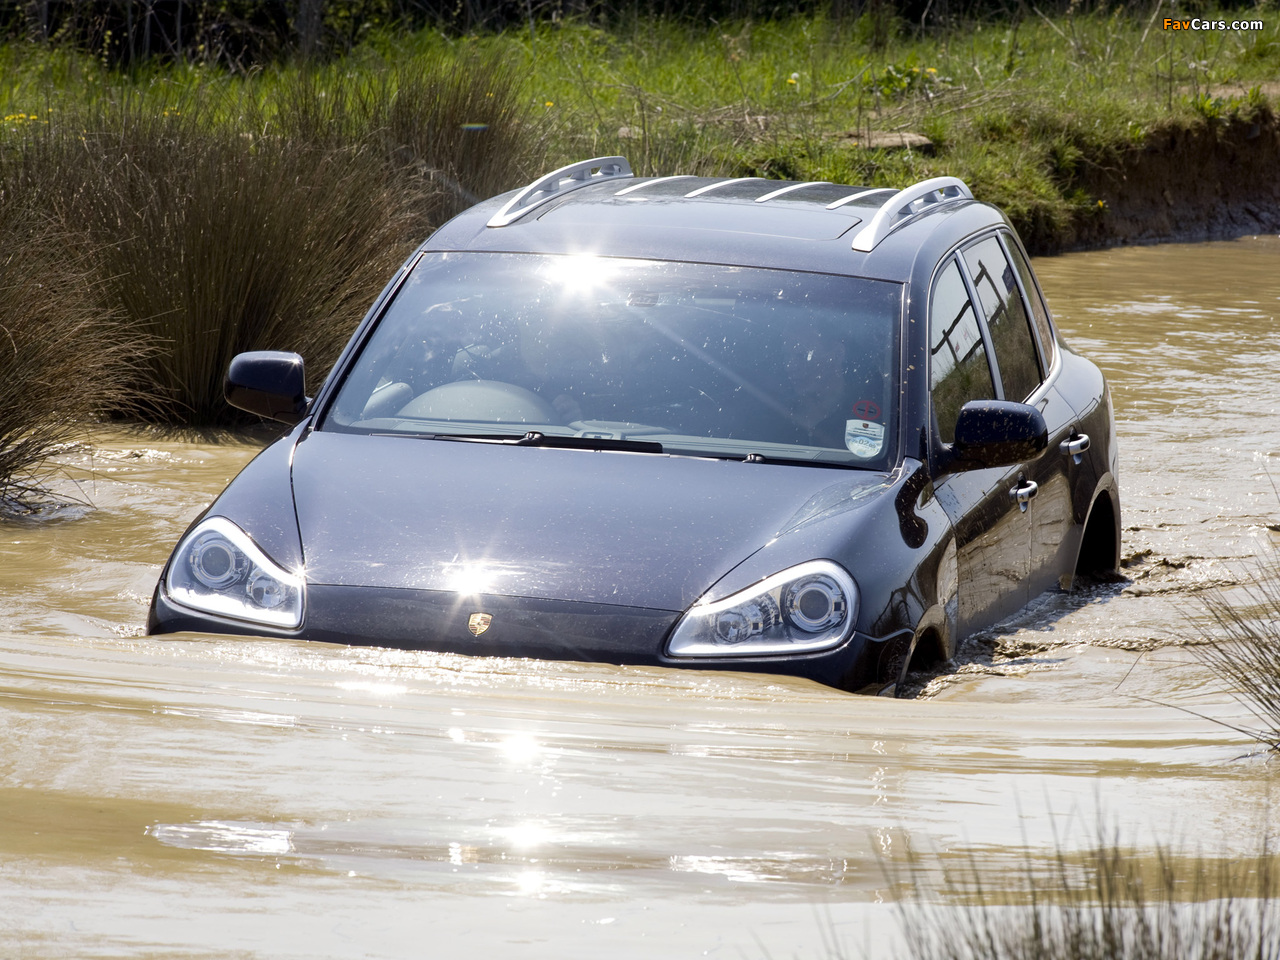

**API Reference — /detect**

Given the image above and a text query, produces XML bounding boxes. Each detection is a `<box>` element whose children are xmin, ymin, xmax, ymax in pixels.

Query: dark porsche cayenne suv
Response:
<box><xmin>148</xmin><ymin>157</ymin><xmax>1120</xmax><ymax>695</ymax></box>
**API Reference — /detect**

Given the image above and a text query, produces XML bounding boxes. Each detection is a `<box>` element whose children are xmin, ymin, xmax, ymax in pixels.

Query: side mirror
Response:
<box><xmin>224</xmin><ymin>351</ymin><xmax>310</xmax><ymax>424</ymax></box>
<box><xmin>948</xmin><ymin>399</ymin><xmax>1047</xmax><ymax>470</ymax></box>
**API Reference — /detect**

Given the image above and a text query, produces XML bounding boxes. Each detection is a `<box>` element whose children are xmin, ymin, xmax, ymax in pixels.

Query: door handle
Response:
<box><xmin>1009</xmin><ymin>479</ymin><xmax>1039</xmax><ymax>512</ymax></box>
<box><xmin>1059</xmin><ymin>433</ymin><xmax>1090</xmax><ymax>464</ymax></box>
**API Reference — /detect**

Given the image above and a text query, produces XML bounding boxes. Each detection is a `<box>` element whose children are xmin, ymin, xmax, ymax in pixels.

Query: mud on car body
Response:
<box><xmin>148</xmin><ymin>157</ymin><xmax>1120</xmax><ymax>695</ymax></box>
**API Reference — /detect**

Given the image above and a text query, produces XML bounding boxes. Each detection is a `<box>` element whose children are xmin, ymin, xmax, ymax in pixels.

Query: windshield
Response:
<box><xmin>324</xmin><ymin>253</ymin><xmax>903</xmax><ymax>468</ymax></box>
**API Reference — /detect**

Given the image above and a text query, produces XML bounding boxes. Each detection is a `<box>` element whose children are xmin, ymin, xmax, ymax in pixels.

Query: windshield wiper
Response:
<box><xmin>373</xmin><ymin>431</ymin><xmax>527</xmax><ymax>443</ymax></box>
<box><xmin>376</xmin><ymin>430</ymin><xmax>663</xmax><ymax>454</ymax></box>
<box><xmin>514</xmin><ymin>431</ymin><xmax>664</xmax><ymax>454</ymax></box>
<box><xmin>380</xmin><ymin>430</ymin><xmax>863</xmax><ymax>465</ymax></box>
<box><xmin>735</xmin><ymin>451</ymin><xmax>870</xmax><ymax>470</ymax></box>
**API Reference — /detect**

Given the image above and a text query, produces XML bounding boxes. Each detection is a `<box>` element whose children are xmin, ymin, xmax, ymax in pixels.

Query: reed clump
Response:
<box><xmin>0</xmin><ymin>44</ymin><xmax>543</xmax><ymax>500</ymax></box>
<box><xmin>45</xmin><ymin>98</ymin><xmax>423</xmax><ymax>425</ymax></box>
<box><xmin>1193</xmin><ymin>555</ymin><xmax>1280</xmax><ymax>751</ymax></box>
<box><xmin>272</xmin><ymin>54</ymin><xmax>540</xmax><ymax>209</ymax></box>
<box><xmin>0</xmin><ymin>189</ymin><xmax>139</xmax><ymax>510</ymax></box>
<box><xmin>0</xmin><ymin>47</ymin><xmax>542</xmax><ymax>428</ymax></box>
<box><xmin>896</xmin><ymin>841</ymin><xmax>1279</xmax><ymax>960</ymax></box>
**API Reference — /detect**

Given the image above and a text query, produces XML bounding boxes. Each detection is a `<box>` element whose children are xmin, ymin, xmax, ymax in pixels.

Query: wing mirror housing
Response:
<box><xmin>224</xmin><ymin>351</ymin><xmax>310</xmax><ymax>424</ymax></box>
<box><xmin>947</xmin><ymin>399</ymin><xmax>1048</xmax><ymax>471</ymax></box>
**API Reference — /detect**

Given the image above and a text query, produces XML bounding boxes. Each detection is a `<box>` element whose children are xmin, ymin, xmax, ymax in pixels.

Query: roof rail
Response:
<box><xmin>754</xmin><ymin>181</ymin><xmax>831</xmax><ymax>203</ymax></box>
<box><xmin>615</xmin><ymin>175</ymin><xmax>696</xmax><ymax>196</ymax></box>
<box><xmin>849</xmin><ymin>176</ymin><xmax>973</xmax><ymax>252</ymax></box>
<box><xmin>683</xmin><ymin>177</ymin><xmax>763</xmax><ymax>198</ymax></box>
<box><xmin>825</xmin><ymin>187</ymin><xmax>894</xmax><ymax>210</ymax></box>
<box><xmin>487</xmin><ymin>157</ymin><xmax>633</xmax><ymax>228</ymax></box>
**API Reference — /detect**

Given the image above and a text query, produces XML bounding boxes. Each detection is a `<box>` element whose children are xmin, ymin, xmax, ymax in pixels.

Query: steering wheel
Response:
<box><xmin>397</xmin><ymin>380</ymin><xmax>560</xmax><ymax>424</ymax></box>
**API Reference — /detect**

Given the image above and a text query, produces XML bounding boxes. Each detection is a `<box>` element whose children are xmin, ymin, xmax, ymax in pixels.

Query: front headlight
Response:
<box><xmin>666</xmin><ymin>560</ymin><xmax>857</xmax><ymax>658</ymax></box>
<box><xmin>165</xmin><ymin>516</ymin><xmax>304</xmax><ymax>629</ymax></box>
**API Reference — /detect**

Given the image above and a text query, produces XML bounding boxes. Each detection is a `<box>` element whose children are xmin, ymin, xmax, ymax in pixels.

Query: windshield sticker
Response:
<box><xmin>851</xmin><ymin>399</ymin><xmax>881</xmax><ymax>421</ymax></box>
<box><xmin>845</xmin><ymin>419</ymin><xmax>885</xmax><ymax>459</ymax></box>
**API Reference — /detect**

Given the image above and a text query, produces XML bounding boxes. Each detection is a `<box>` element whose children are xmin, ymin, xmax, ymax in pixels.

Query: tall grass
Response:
<box><xmin>1193</xmin><ymin>555</ymin><xmax>1280</xmax><ymax>751</ymax></box>
<box><xmin>270</xmin><ymin>52</ymin><xmax>543</xmax><ymax>209</ymax></box>
<box><xmin>896</xmin><ymin>840</ymin><xmax>1280</xmax><ymax>960</ymax></box>
<box><xmin>0</xmin><ymin>47</ymin><xmax>545</xmax><ymax>426</ymax></box>
<box><xmin>0</xmin><ymin>186</ymin><xmax>139</xmax><ymax>510</ymax></box>
<box><xmin>48</xmin><ymin>99</ymin><xmax>424</xmax><ymax>424</ymax></box>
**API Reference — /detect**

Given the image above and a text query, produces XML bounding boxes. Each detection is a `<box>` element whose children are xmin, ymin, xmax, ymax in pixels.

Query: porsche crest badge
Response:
<box><xmin>467</xmin><ymin>613</ymin><xmax>493</xmax><ymax>637</ymax></box>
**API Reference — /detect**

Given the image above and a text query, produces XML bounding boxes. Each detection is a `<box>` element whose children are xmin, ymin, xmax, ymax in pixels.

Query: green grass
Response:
<box><xmin>519</xmin><ymin>11</ymin><xmax>1278</xmax><ymax>247</ymax></box>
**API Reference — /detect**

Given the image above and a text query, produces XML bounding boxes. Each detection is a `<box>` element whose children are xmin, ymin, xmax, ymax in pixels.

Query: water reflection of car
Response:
<box><xmin>147</xmin><ymin>157</ymin><xmax>1120</xmax><ymax>695</ymax></box>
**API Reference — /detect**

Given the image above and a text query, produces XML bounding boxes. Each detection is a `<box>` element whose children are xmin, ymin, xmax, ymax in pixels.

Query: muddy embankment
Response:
<box><xmin>1072</xmin><ymin>110</ymin><xmax>1280</xmax><ymax>250</ymax></box>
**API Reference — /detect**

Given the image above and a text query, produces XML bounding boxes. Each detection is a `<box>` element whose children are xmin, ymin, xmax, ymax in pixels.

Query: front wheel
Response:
<box><xmin>875</xmin><ymin>634</ymin><xmax>914</xmax><ymax>698</ymax></box>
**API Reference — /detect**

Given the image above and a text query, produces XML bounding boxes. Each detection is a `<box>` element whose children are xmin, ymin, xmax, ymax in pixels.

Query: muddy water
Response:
<box><xmin>2</xmin><ymin>236</ymin><xmax>1279</xmax><ymax>958</ymax></box>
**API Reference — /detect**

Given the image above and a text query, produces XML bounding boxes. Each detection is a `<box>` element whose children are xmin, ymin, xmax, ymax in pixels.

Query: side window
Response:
<box><xmin>1004</xmin><ymin>237</ymin><xmax>1057</xmax><ymax>371</ymax></box>
<box><xmin>962</xmin><ymin>236</ymin><xmax>1042</xmax><ymax>402</ymax></box>
<box><xmin>930</xmin><ymin>258</ymin><xmax>995</xmax><ymax>444</ymax></box>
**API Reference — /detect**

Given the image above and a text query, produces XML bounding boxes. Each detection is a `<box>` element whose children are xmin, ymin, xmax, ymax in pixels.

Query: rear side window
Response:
<box><xmin>962</xmin><ymin>236</ymin><xmax>1042</xmax><ymax>402</ymax></box>
<box><xmin>930</xmin><ymin>258</ymin><xmax>995</xmax><ymax>444</ymax></box>
<box><xmin>1004</xmin><ymin>239</ymin><xmax>1057</xmax><ymax>370</ymax></box>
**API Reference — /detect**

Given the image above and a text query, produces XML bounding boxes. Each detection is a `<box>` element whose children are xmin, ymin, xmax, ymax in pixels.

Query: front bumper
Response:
<box><xmin>148</xmin><ymin>581</ymin><xmax>883</xmax><ymax>691</ymax></box>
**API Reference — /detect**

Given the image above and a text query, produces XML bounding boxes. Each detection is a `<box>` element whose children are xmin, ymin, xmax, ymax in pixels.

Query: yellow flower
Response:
<box><xmin>544</xmin><ymin>100</ymin><xmax>554</xmax><ymax>107</ymax></box>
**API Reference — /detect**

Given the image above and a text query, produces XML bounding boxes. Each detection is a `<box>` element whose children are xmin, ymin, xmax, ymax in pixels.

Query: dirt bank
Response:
<box><xmin>1070</xmin><ymin>111</ymin><xmax>1280</xmax><ymax>251</ymax></box>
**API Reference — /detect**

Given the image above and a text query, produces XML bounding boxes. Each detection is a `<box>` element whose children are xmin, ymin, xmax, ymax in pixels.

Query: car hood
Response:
<box><xmin>291</xmin><ymin>431</ymin><xmax>890</xmax><ymax>611</ymax></box>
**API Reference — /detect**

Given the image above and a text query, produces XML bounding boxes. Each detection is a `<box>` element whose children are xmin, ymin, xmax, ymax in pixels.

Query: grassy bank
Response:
<box><xmin>521</xmin><ymin>11</ymin><xmax>1280</xmax><ymax>248</ymax></box>
<box><xmin>6</xmin><ymin>8</ymin><xmax>1279</xmax><ymax>252</ymax></box>
<box><xmin>1</xmin><ymin>9</ymin><xmax>1278</xmax><ymax>491</ymax></box>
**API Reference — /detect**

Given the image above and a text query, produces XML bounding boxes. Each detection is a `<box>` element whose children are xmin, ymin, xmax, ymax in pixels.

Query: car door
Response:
<box><xmin>928</xmin><ymin>255</ymin><xmax>1032</xmax><ymax>637</ymax></box>
<box><xmin>961</xmin><ymin>233</ymin><xmax>1080</xmax><ymax>601</ymax></box>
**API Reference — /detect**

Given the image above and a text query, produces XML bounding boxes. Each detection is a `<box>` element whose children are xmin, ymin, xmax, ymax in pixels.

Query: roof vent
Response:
<box><xmin>488</xmin><ymin>157</ymin><xmax>633</xmax><ymax>227</ymax></box>
<box><xmin>849</xmin><ymin>176</ymin><xmax>973</xmax><ymax>252</ymax></box>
